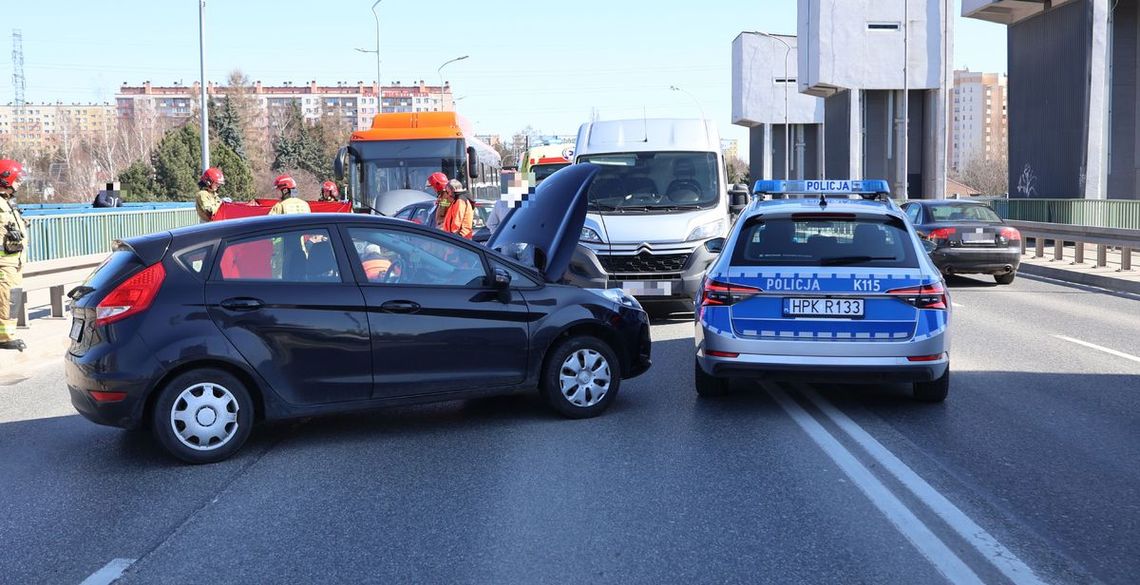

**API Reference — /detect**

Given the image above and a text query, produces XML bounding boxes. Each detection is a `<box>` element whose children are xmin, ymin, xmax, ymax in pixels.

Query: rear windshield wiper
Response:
<box><xmin>67</xmin><ymin>285</ymin><xmax>95</xmax><ymax>300</ymax></box>
<box><xmin>818</xmin><ymin>255</ymin><xmax>898</xmax><ymax>266</ymax></box>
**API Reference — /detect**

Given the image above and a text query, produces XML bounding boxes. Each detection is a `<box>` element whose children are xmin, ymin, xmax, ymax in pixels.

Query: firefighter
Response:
<box><xmin>0</xmin><ymin>159</ymin><xmax>28</xmax><ymax>351</ymax></box>
<box><xmin>426</xmin><ymin>172</ymin><xmax>451</xmax><ymax>228</ymax></box>
<box><xmin>441</xmin><ymin>179</ymin><xmax>474</xmax><ymax>239</ymax></box>
<box><xmin>195</xmin><ymin>167</ymin><xmax>227</xmax><ymax>222</ymax></box>
<box><xmin>319</xmin><ymin>181</ymin><xmax>340</xmax><ymax>202</ymax></box>
<box><xmin>268</xmin><ymin>174</ymin><xmax>311</xmax><ymax>215</ymax></box>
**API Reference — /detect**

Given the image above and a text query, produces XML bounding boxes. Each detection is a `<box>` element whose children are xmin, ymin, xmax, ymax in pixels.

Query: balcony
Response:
<box><xmin>962</xmin><ymin>0</ymin><xmax>1078</xmax><ymax>25</ymax></box>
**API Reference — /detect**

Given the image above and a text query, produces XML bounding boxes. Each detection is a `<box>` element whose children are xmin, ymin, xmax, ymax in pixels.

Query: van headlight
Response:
<box><xmin>588</xmin><ymin>288</ymin><xmax>642</xmax><ymax>310</ymax></box>
<box><xmin>686</xmin><ymin>219</ymin><xmax>725</xmax><ymax>242</ymax></box>
<box><xmin>581</xmin><ymin>227</ymin><xmax>604</xmax><ymax>243</ymax></box>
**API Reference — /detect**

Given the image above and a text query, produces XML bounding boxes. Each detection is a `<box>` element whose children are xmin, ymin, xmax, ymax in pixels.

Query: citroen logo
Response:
<box><xmin>636</xmin><ymin>243</ymin><xmax>653</xmax><ymax>255</ymax></box>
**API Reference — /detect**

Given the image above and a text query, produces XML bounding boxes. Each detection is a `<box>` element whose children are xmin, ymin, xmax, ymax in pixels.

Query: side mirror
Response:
<box><xmin>333</xmin><ymin>146</ymin><xmax>348</xmax><ymax>180</ymax></box>
<box><xmin>467</xmin><ymin>146</ymin><xmax>479</xmax><ymax>179</ymax></box>
<box><xmin>472</xmin><ymin>227</ymin><xmax>491</xmax><ymax>244</ymax></box>
<box><xmin>921</xmin><ymin>239</ymin><xmax>937</xmax><ymax>254</ymax></box>
<box><xmin>491</xmin><ymin>267</ymin><xmax>511</xmax><ymax>289</ymax></box>
<box><xmin>705</xmin><ymin>237</ymin><xmax>725</xmax><ymax>254</ymax></box>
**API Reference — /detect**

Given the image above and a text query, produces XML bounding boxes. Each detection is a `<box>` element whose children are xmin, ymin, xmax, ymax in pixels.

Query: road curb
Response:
<box><xmin>1018</xmin><ymin>262</ymin><xmax>1140</xmax><ymax>295</ymax></box>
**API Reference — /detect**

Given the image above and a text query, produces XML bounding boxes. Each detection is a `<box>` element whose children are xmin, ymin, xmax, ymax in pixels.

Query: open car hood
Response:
<box><xmin>488</xmin><ymin>163</ymin><xmax>598</xmax><ymax>282</ymax></box>
<box><xmin>371</xmin><ymin>189</ymin><xmax>434</xmax><ymax>217</ymax></box>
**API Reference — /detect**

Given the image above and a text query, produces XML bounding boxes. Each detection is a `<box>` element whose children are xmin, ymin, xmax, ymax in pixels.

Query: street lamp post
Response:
<box><xmin>355</xmin><ymin>1</ymin><xmax>383</xmax><ymax>110</ymax></box>
<box><xmin>437</xmin><ymin>55</ymin><xmax>469</xmax><ymax>111</ymax></box>
<box><xmin>669</xmin><ymin>85</ymin><xmax>707</xmax><ymax>121</ymax></box>
<box><xmin>198</xmin><ymin>0</ymin><xmax>209</xmax><ymax>170</ymax></box>
<box><xmin>753</xmin><ymin>32</ymin><xmax>791</xmax><ymax>181</ymax></box>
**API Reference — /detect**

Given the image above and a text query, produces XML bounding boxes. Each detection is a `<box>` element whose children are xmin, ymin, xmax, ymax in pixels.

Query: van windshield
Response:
<box><xmin>578</xmin><ymin>152</ymin><xmax>720</xmax><ymax>213</ymax></box>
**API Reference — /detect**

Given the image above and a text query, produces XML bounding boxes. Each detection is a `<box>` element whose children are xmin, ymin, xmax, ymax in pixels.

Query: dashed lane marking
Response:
<box><xmin>79</xmin><ymin>558</ymin><xmax>135</xmax><ymax>585</ymax></box>
<box><xmin>1053</xmin><ymin>335</ymin><xmax>1140</xmax><ymax>365</ymax></box>
<box><xmin>766</xmin><ymin>385</ymin><xmax>985</xmax><ymax>585</ymax></box>
<box><xmin>798</xmin><ymin>385</ymin><xmax>1047</xmax><ymax>585</ymax></box>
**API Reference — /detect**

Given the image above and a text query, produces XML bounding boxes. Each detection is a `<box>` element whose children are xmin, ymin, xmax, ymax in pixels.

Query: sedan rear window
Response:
<box><xmin>732</xmin><ymin>216</ymin><xmax>919</xmax><ymax>268</ymax></box>
<box><xmin>928</xmin><ymin>204</ymin><xmax>1001</xmax><ymax>222</ymax></box>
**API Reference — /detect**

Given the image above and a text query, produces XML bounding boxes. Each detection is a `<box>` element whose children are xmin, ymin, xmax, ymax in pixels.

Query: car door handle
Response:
<box><xmin>380</xmin><ymin>300</ymin><xmax>420</xmax><ymax>314</ymax></box>
<box><xmin>220</xmin><ymin>297</ymin><xmax>264</xmax><ymax>311</ymax></box>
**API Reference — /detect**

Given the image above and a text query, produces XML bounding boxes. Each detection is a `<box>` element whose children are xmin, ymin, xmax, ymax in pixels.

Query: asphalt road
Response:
<box><xmin>0</xmin><ymin>273</ymin><xmax>1137</xmax><ymax>584</ymax></box>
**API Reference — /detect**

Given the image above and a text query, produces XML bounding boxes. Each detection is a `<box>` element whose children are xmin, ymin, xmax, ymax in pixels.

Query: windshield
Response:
<box><xmin>351</xmin><ymin>138</ymin><xmax>465</xmax><ymax>201</ymax></box>
<box><xmin>731</xmin><ymin>216</ymin><xmax>919</xmax><ymax>268</ymax></box>
<box><xmin>577</xmin><ymin>151</ymin><xmax>720</xmax><ymax>213</ymax></box>
<box><xmin>928</xmin><ymin>204</ymin><xmax>1002</xmax><ymax>222</ymax></box>
<box><xmin>532</xmin><ymin>163</ymin><xmax>570</xmax><ymax>183</ymax></box>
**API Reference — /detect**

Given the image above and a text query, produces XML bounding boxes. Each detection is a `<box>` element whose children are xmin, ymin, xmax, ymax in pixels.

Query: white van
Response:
<box><xmin>568</xmin><ymin>118</ymin><xmax>733</xmax><ymax>313</ymax></box>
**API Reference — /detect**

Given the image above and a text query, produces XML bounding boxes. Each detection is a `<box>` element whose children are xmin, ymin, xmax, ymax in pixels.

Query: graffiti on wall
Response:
<box><xmin>1016</xmin><ymin>164</ymin><xmax>1038</xmax><ymax>198</ymax></box>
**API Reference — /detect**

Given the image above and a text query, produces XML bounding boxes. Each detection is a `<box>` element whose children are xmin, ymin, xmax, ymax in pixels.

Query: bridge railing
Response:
<box><xmin>989</xmin><ymin>198</ymin><xmax>1140</xmax><ymax>230</ymax></box>
<box><xmin>1006</xmin><ymin>220</ymin><xmax>1139</xmax><ymax>272</ymax></box>
<box><xmin>24</xmin><ymin>207</ymin><xmax>199</xmax><ymax>262</ymax></box>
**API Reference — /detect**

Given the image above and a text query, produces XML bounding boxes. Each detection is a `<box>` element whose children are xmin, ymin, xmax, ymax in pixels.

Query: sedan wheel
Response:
<box><xmin>541</xmin><ymin>336</ymin><xmax>621</xmax><ymax>418</ymax></box>
<box><xmin>152</xmin><ymin>368</ymin><xmax>254</xmax><ymax>464</ymax></box>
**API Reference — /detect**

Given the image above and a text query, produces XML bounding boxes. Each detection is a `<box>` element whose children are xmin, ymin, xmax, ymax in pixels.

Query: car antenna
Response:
<box><xmin>818</xmin><ymin>193</ymin><xmax>827</xmax><ymax>208</ymax></box>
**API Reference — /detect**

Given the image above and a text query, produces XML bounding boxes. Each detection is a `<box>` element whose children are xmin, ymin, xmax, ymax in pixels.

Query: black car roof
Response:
<box><xmin>165</xmin><ymin>213</ymin><xmax>399</xmax><ymax>241</ymax></box>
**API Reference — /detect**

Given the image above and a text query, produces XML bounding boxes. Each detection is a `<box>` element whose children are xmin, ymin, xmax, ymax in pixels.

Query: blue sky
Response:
<box><xmin>6</xmin><ymin>0</ymin><xmax>1007</xmax><ymax>149</ymax></box>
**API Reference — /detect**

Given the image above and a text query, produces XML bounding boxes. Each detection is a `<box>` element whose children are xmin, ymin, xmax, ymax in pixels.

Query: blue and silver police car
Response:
<box><xmin>694</xmin><ymin>180</ymin><xmax>951</xmax><ymax>402</ymax></box>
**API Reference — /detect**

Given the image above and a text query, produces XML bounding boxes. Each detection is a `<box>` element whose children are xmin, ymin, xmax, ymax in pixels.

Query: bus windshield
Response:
<box><xmin>578</xmin><ymin>151</ymin><xmax>720</xmax><ymax>213</ymax></box>
<box><xmin>351</xmin><ymin>138</ymin><xmax>466</xmax><ymax>200</ymax></box>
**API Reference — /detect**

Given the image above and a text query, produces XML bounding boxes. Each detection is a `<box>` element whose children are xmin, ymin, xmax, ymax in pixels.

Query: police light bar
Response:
<box><xmin>753</xmin><ymin>179</ymin><xmax>891</xmax><ymax>196</ymax></box>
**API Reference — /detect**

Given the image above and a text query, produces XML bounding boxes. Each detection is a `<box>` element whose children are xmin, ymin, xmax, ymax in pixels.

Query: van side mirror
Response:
<box><xmin>467</xmin><ymin>146</ymin><xmax>479</xmax><ymax>179</ymax></box>
<box><xmin>705</xmin><ymin>238</ymin><xmax>725</xmax><ymax>254</ymax></box>
<box><xmin>333</xmin><ymin>146</ymin><xmax>348</xmax><ymax>180</ymax></box>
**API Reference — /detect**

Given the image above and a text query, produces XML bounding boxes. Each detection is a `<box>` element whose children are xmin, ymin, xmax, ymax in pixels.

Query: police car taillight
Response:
<box><xmin>886</xmin><ymin>283</ymin><xmax>947</xmax><ymax>310</ymax></box>
<box><xmin>701</xmin><ymin>279</ymin><xmax>762</xmax><ymax>306</ymax></box>
<box><xmin>96</xmin><ymin>262</ymin><xmax>166</xmax><ymax>326</ymax></box>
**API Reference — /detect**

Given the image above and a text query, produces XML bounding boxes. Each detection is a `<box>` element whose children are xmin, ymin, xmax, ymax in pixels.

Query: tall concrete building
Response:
<box><xmin>949</xmin><ymin>69</ymin><xmax>1008</xmax><ymax>173</ymax></box>
<box><xmin>732</xmin><ymin>32</ymin><xmax>826</xmax><ymax>182</ymax></box>
<box><xmin>115</xmin><ymin>80</ymin><xmax>455</xmax><ymax>134</ymax></box>
<box><xmin>964</xmin><ymin>0</ymin><xmax>1137</xmax><ymax>200</ymax></box>
<box><xmin>0</xmin><ymin>103</ymin><xmax>116</xmax><ymax>155</ymax></box>
<box><xmin>798</xmin><ymin>0</ymin><xmax>954</xmax><ymax>199</ymax></box>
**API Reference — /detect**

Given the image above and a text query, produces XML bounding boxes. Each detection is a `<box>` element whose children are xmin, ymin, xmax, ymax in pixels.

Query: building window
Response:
<box><xmin>867</xmin><ymin>22</ymin><xmax>901</xmax><ymax>31</ymax></box>
<box><xmin>774</xmin><ymin>77</ymin><xmax>796</xmax><ymax>84</ymax></box>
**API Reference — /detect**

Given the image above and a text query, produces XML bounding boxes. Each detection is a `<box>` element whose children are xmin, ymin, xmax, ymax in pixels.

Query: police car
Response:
<box><xmin>694</xmin><ymin>180</ymin><xmax>951</xmax><ymax>402</ymax></box>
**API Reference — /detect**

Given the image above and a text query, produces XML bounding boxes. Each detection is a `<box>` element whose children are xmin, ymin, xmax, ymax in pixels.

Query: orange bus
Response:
<box><xmin>334</xmin><ymin>111</ymin><xmax>502</xmax><ymax>212</ymax></box>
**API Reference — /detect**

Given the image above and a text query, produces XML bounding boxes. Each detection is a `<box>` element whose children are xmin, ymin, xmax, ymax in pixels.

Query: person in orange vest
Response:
<box><xmin>319</xmin><ymin>181</ymin><xmax>340</xmax><ymax>202</ymax></box>
<box><xmin>440</xmin><ymin>179</ymin><xmax>474</xmax><ymax>239</ymax></box>
<box><xmin>268</xmin><ymin>174</ymin><xmax>311</xmax><ymax>215</ymax></box>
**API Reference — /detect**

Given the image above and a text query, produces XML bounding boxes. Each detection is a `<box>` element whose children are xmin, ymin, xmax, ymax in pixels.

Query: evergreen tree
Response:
<box><xmin>210</xmin><ymin>96</ymin><xmax>247</xmax><ymax>161</ymax></box>
<box><xmin>116</xmin><ymin>160</ymin><xmax>157</xmax><ymax>200</ymax></box>
<box><xmin>147</xmin><ymin>124</ymin><xmax>255</xmax><ymax>201</ymax></box>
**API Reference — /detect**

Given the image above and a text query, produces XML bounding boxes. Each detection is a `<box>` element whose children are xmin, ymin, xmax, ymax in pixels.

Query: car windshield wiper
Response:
<box><xmin>658</xmin><ymin>204</ymin><xmax>704</xmax><ymax>211</ymax></box>
<box><xmin>67</xmin><ymin>285</ymin><xmax>95</xmax><ymax>300</ymax></box>
<box><xmin>588</xmin><ymin>202</ymin><xmax>622</xmax><ymax>212</ymax></box>
<box><xmin>818</xmin><ymin>255</ymin><xmax>898</xmax><ymax>266</ymax></box>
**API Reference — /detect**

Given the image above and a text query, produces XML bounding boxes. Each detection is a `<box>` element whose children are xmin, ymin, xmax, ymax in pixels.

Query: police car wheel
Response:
<box><xmin>694</xmin><ymin>359</ymin><xmax>731</xmax><ymax>397</ymax></box>
<box><xmin>994</xmin><ymin>271</ymin><xmax>1016</xmax><ymax>285</ymax></box>
<box><xmin>541</xmin><ymin>336</ymin><xmax>621</xmax><ymax>419</ymax></box>
<box><xmin>151</xmin><ymin>368</ymin><xmax>254</xmax><ymax>464</ymax></box>
<box><xmin>912</xmin><ymin>367</ymin><xmax>950</xmax><ymax>403</ymax></box>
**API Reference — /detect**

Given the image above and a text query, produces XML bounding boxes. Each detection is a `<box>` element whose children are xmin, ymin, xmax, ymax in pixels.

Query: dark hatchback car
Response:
<box><xmin>65</xmin><ymin>164</ymin><xmax>651</xmax><ymax>463</ymax></box>
<box><xmin>901</xmin><ymin>200</ymin><xmax>1022</xmax><ymax>284</ymax></box>
<box><xmin>393</xmin><ymin>199</ymin><xmax>494</xmax><ymax>242</ymax></box>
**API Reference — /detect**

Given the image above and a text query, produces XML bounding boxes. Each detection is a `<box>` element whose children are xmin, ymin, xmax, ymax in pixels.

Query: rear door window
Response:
<box><xmin>732</xmin><ymin>216</ymin><xmax>919</xmax><ymax>268</ymax></box>
<box><xmin>215</xmin><ymin>229</ymin><xmax>341</xmax><ymax>283</ymax></box>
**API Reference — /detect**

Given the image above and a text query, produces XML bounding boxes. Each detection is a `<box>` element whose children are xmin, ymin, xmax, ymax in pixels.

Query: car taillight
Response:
<box><xmin>927</xmin><ymin>227</ymin><xmax>956</xmax><ymax>241</ymax></box>
<box><xmin>96</xmin><ymin>262</ymin><xmax>166</xmax><ymax>326</ymax></box>
<box><xmin>887</xmin><ymin>282</ymin><xmax>947</xmax><ymax>310</ymax></box>
<box><xmin>701</xmin><ymin>279</ymin><xmax>762</xmax><ymax>306</ymax></box>
<box><xmin>1000</xmin><ymin>227</ymin><xmax>1021</xmax><ymax>242</ymax></box>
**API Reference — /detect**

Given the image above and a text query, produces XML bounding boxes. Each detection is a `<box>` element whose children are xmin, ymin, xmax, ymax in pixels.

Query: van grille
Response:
<box><xmin>599</xmin><ymin>253</ymin><xmax>690</xmax><ymax>274</ymax></box>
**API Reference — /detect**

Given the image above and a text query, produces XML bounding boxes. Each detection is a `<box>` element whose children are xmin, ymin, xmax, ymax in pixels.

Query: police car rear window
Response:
<box><xmin>731</xmin><ymin>216</ymin><xmax>919</xmax><ymax>268</ymax></box>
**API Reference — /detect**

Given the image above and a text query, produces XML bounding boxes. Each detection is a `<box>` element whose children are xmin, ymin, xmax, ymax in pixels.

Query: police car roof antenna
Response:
<box><xmin>818</xmin><ymin>192</ymin><xmax>827</xmax><ymax>208</ymax></box>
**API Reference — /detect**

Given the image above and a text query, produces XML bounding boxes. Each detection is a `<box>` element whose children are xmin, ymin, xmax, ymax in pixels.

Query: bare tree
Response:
<box><xmin>953</xmin><ymin>142</ymin><xmax>1008</xmax><ymax>196</ymax></box>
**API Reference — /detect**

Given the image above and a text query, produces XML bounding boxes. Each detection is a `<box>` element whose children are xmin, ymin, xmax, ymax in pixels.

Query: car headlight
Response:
<box><xmin>588</xmin><ymin>288</ymin><xmax>642</xmax><ymax>310</ymax></box>
<box><xmin>581</xmin><ymin>227</ymin><xmax>604</xmax><ymax>243</ymax></box>
<box><xmin>686</xmin><ymin>219</ymin><xmax>725</xmax><ymax>242</ymax></box>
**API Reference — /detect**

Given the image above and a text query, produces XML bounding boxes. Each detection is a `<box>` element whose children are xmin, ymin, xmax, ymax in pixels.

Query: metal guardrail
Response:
<box><xmin>1006</xmin><ymin>220</ymin><xmax>1138</xmax><ymax>271</ymax></box>
<box><xmin>20</xmin><ymin>201</ymin><xmax>194</xmax><ymax>217</ymax></box>
<box><xmin>10</xmin><ymin>254</ymin><xmax>109</xmax><ymax>325</ymax></box>
<box><xmin>24</xmin><ymin>207</ymin><xmax>198</xmax><ymax>262</ymax></box>
<box><xmin>991</xmin><ymin>199</ymin><xmax>1140</xmax><ymax>230</ymax></box>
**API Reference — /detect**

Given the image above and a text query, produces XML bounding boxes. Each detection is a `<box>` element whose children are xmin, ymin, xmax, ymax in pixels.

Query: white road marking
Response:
<box><xmin>766</xmin><ymin>385</ymin><xmax>985</xmax><ymax>585</ymax></box>
<box><xmin>80</xmin><ymin>558</ymin><xmax>135</xmax><ymax>585</ymax></box>
<box><xmin>799</xmin><ymin>386</ymin><xmax>1048</xmax><ymax>585</ymax></box>
<box><xmin>952</xmin><ymin>301</ymin><xmax>964</xmax><ymax>308</ymax></box>
<box><xmin>1053</xmin><ymin>335</ymin><xmax>1140</xmax><ymax>365</ymax></box>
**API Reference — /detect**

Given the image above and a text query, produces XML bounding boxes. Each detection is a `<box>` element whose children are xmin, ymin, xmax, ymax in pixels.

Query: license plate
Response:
<box><xmin>622</xmin><ymin>281</ymin><xmax>672</xmax><ymax>296</ymax></box>
<box><xmin>962</xmin><ymin>231</ymin><xmax>990</xmax><ymax>243</ymax></box>
<box><xmin>785</xmin><ymin>298</ymin><xmax>864</xmax><ymax>317</ymax></box>
<box><xmin>69</xmin><ymin>318</ymin><xmax>84</xmax><ymax>342</ymax></box>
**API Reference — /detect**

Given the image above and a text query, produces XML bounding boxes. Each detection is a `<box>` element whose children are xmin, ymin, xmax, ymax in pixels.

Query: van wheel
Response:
<box><xmin>913</xmin><ymin>367</ymin><xmax>950</xmax><ymax>403</ymax></box>
<box><xmin>541</xmin><ymin>336</ymin><xmax>621</xmax><ymax>419</ymax></box>
<box><xmin>152</xmin><ymin>368</ymin><xmax>254</xmax><ymax>464</ymax></box>
<box><xmin>994</xmin><ymin>271</ymin><xmax>1016</xmax><ymax>285</ymax></box>
<box><xmin>695</xmin><ymin>359</ymin><xmax>731</xmax><ymax>397</ymax></box>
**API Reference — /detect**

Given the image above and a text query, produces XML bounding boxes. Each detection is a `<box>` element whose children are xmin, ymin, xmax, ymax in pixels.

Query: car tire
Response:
<box><xmin>994</xmin><ymin>271</ymin><xmax>1016</xmax><ymax>285</ymax></box>
<box><xmin>912</xmin><ymin>366</ymin><xmax>950</xmax><ymax>403</ymax></box>
<box><xmin>151</xmin><ymin>368</ymin><xmax>254</xmax><ymax>464</ymax></box>
<box><xmin>541</xmin><ymin>336</ymin><xmax>621</xmax><ymax>419</ymax></box>
<box><xmin>694</xmin><ymin>359</ymin><xmax>731</xmax><ymax>397</ymax></box>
